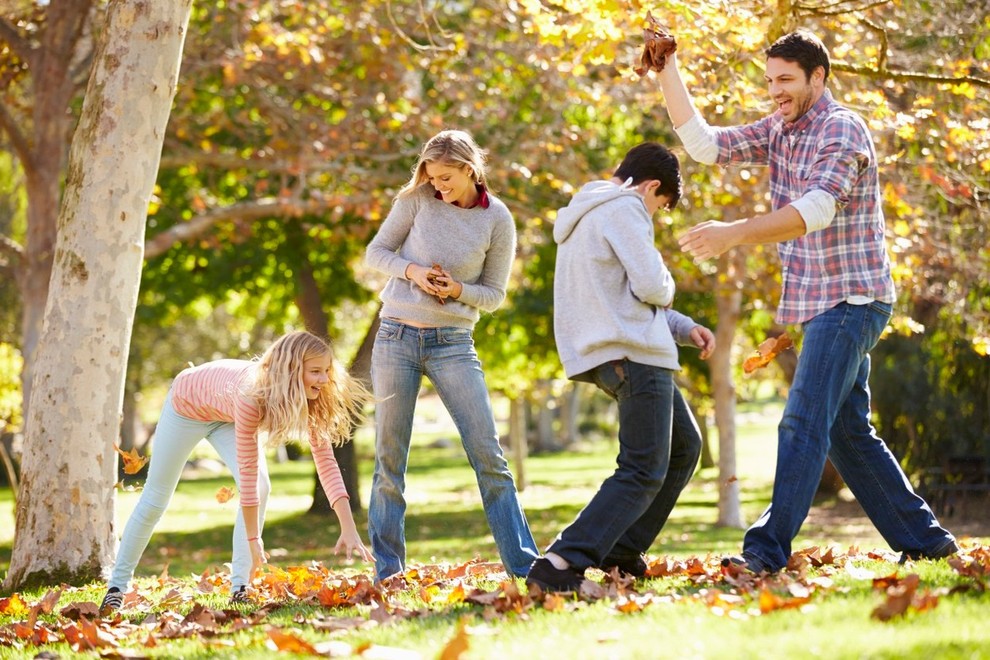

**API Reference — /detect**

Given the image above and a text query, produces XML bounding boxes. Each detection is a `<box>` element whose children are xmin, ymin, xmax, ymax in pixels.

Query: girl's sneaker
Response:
<box><xmin>230</xmin><ymin>586</ymin><xmax>250</xmax><ymax>605</ymax></box>
<box><xmin>100</xmin><ymin>587</ymin><xmax>123</xmax><ymax>614</ymax></box>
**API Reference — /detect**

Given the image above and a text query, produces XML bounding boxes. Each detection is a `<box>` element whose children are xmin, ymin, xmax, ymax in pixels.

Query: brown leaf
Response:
<box><xmin>743</xmin><ymin>332</ymin><xmax>794</xmax><ymax>374</ymax></box>
<box><xmin>114</xmin><ymin>444</ymin><xmax>149</xmax><ymax>475</ymax></box>
<box><xmin>60</xmin><ymin>601</ymin><xmax>101</xmax><ymax>620</ymax></box>
<box><xmin>634</xmin><ymin>12</ymin><xmax>677</xmax><ymax>76</ymax></box>
<box><xmin>871</xmin><ymin>573</ymin><xmax>919</xmax><ymax>621</ymax></box>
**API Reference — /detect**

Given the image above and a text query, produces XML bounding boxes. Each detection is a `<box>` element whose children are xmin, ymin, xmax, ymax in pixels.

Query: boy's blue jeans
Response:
<box><xmin>548</xmin><ymin>360</ymin><xmax>701</xmax><ymax>569</ymax></box>
<box><xmin>368</xmin><ymin>319</ymin><xmax>539</xmax><ymax>581</ymax></box>
<box><xmin>742</xmin><ymin>301</ymin><xmax>956</xmax><ymax>571</ymax></box>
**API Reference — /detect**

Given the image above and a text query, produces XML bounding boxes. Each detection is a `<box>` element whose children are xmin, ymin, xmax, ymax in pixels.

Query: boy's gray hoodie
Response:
<box><xmin>553</xmin><ymin>179</ymin><xmax>697</xmax><ymax>379</ymax></box>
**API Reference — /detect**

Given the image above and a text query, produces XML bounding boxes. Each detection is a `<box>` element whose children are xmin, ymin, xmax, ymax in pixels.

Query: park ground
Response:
<box><xmin>1</xmin><ymin>396</ymin><xmax>988</xmax><ymax>658</ymax></box>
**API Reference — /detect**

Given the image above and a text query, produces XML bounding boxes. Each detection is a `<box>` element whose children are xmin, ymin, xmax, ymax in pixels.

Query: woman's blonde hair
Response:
<box><xmin>396</xmin><ymin>129</ymin><xmax>489</xmax><ymax>199</ymax></box>
<box><xmin>248</xmin><ymin>331</ymin><xmax>368</xmax><ymax>448</ymax></box>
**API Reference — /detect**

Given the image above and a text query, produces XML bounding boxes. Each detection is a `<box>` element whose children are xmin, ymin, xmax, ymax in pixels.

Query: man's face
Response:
<box><xmin>765</xmin><ymin>57</ymin><xmax>824</xmax><ymax>123</ymax></box>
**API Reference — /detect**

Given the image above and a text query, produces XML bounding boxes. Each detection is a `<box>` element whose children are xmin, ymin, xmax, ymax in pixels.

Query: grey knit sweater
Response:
<box><xmin>553</xmin><ymin>179</ymin><xmax>697</xmax><ymax>378</ymax></box>
<box><xmin>365</xmin><ymin>183</ymin><xmax>516</xmax><ymax>329</ymax></box>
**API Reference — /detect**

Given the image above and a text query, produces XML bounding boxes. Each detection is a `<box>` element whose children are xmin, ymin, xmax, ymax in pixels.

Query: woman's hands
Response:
<box><xmin>405</xmin><ymin>263</ymin><xmax>462</xmax><ymax>302</ymax></box>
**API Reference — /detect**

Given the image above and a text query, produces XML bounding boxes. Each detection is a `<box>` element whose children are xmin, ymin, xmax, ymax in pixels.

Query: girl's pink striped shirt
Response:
<box><xmin>169</xmin><ymin>359</ymin><xmax>348</xmax><ymax>508</ymax></box>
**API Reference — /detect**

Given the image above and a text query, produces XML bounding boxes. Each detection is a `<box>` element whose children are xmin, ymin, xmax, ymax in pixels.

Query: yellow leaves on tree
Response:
<box><xmin>743</xmin><ymin>332</ymin><xmax>794</xmax><ymax>375</ymax></box>
<box><xmin>113</xmin><ymin>444</ymin><xmax>149</xmax><ymax>475</ymax></box>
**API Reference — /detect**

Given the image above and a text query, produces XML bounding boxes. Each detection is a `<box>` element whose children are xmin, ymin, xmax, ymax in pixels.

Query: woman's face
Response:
<box><xmin>302</xmin><ymin>354</ymin><xmax>332</xmax><ymax>399</ymax></box>
<box><xmin>425</xmin><ymin>160</ymin><xmax>477</xmax><ymax>207</ymax></box>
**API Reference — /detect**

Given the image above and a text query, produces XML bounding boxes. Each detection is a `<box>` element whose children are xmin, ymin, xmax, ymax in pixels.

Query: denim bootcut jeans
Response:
<box><xmin>549</xmin><ymin>359</ymin><xmax>702</xmax><ymax>569</ymax></box>
<box><xmin>110</xmin><ymin>391</ymin><xmax>271</xmax><ymax>592</ymax></box>
<box><xmin>742</xmin><ymin>301</ymin><xmax>956</xmax><ymax>571</ymax></box>
<box><xmin>368</xmin><ymin>319</ymin><xmax>539</xmax><ymax>581</ymax></box>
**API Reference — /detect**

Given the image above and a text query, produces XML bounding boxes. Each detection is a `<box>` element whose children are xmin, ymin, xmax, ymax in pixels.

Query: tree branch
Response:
<box><xmin>0</xmin><ymin>102</ymin><xmax>32</xmax><ymax>167</ymax></box>
<box><xmin>832</xmin><ymin>62</ymin><xmax>990</xmax><ymax>89</ymax></box>
<box><xmin>158</xmin><ymin>149</ymin><xmax>413</xmax><ymax>172</ymax></box>
<box><xmin>0</xmin><ymin>17</ymin><xmax>35</xmax><ymax>66</ymax></box>
<box><xmin>143</xmin><ymin>197</ymin><xmax>343</xmax><ymax>260</ymax></box>
<box><xmin>0</xmin><ymin>233</ymin><xmax>24</xmax><ymax>264</ymax></box>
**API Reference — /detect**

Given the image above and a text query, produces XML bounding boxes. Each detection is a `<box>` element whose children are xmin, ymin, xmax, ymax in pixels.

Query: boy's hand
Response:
<box><xmin>690</xmin><ymin>325</ymin><xmax>716</xmax><ymax>360</ymax></box>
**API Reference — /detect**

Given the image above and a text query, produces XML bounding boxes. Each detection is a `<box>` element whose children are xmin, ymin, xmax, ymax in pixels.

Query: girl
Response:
<box><xmin>364</xmin><ymin>129</ymin><xmax>539</xmax><ymax>581</ymax></box>
<box><xmin>101</xmin><ymin>331</ymin><xmax>373</xmax><ymax>611</ymax></box>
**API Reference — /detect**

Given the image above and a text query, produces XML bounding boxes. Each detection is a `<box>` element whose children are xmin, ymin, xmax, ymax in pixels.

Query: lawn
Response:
<box><xmin>1</xmin><ymin>397</ymin><xmax>988</xmax><ymax>659</ymax></box>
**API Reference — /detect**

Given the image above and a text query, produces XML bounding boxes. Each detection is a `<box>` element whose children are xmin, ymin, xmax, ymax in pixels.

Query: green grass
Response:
<box><xmin>1</xmin><ymin>400</ymin><xmax>988</xmax><ymax>658</ymax></box>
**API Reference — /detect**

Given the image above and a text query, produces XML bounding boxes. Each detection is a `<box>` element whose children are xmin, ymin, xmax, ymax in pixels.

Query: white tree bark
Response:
<box><xmin>4</xmin><ymin>0</ymin><xmax>192</xmax><ymax>590</ymax></box>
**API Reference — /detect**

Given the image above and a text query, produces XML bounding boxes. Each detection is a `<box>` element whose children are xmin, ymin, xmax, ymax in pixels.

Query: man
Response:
<box><xmin>653</xmin><ymin>29</ymin><xmax>956</xmax><ymax>572</ymax></box>
<box><xmin>526</xmin><ymin>142</ymin><xmax>716</xmax><ymax>592</ymax></box>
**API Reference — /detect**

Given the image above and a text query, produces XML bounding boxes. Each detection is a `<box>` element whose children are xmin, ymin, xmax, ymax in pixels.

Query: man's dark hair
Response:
<box><xmin>766</xmin><ymin>30</ymin><xmax>830</xmax><ymax>81</ymax></box>
<box><xmin>613</xmin><ymin>142</ymin><xmax>682</xmax><ymax>209</ymax></box>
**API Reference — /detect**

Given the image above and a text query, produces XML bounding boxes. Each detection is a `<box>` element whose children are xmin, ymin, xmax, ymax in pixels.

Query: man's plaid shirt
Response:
<box><xmin>711</xmin><ymin>89</ymin><xmax>896</xmax><ymax>324</ymax></box>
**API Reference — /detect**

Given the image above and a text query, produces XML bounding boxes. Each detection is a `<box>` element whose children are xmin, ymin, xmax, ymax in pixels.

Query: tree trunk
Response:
<box><xmin>713</xmin><ymin>251</ymin><xmax>745</xmax><ymax>528</ymax></box>
<box><xmin>13</xmin><ymin>1</ymin><xmax>95</xmax><ymax>422</ymax></box>
<box><xmin>558</xmin><ymin>383</ymin><xmax>579</xmax><ymax>448</ymax></box>
<box><xmin>309</xmin><ymin>308</ymin><xmax>381</xmax><ymax>515</ymax></box>
<box><xmin>4</xmin><ymin>0</ymin><xmax>192</xmax><ymax>591</ymax></box>
<box><xmin>509</xmin><ymin>397</ymin><xmax>527</xmax><ymax>491</ymax></box>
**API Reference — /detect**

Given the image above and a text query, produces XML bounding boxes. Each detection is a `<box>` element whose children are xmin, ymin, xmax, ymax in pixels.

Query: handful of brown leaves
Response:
<box><xmin>634</xmin><ymin>11</ymin><xmax>677</xmax><ymax>76</ymax></box>
<box><xmin>426</xmin><ymin>262</ymin><xmax>447</xmax><ymax>305</ymax></box>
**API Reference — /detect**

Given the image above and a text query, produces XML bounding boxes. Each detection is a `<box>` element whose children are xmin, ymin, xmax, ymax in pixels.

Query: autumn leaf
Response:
<box><xmin>0</xmin><ymin>593</ymin><xmax>29</xmax><ymax>616</ymax></box>
<box><xmin>215</xmin><ymin>486</ymin><xmax>237</xmax><ymax>503</ymax></box>
<box><xmin>743</xmin><ymin>332</ymin><xmax>794</xmax><ymax>374</ymax></box>
<box><xmin>113</xmin><ymin>444</ymin><xmax>149</xmax><ymax>475</ymax></box>
<box><xmin>266</xmin><ymin>626</ymin><xmax>319</xmax><ymax>654</ymax></box>
<box><xmin>439</xmin><ymin>619</ymin><xmax>471</xmax><ymax>660</ymax></box>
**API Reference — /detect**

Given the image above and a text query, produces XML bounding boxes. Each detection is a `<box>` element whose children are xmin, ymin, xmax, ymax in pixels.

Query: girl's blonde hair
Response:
<box><xmin>396</xmin><ymin>129</ymin><xmax>489</xmax><ymax>199</ymax></box>
<box><xmin>248</xmin><ymin>331</ymin><xmax>368</xmax><ymax>447</ymax></box>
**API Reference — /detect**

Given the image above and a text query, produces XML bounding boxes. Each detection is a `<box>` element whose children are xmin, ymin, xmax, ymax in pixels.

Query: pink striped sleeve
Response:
<box><xmin>310</xmin><ymin>437</ymin><xmax>349</xmax><ymax>506</ymax></box>
<box><xmin>234</xmin><ymin>395</ymin><xmax>263</xmax><ymax>506</ymax></box>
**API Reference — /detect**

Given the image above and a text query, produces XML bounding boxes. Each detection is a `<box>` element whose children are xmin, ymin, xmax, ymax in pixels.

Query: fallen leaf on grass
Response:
<box><xmin>266</xmin><ymin>626</ymin><xmax>319</xmax><ymax>654</ymax></box>
<box><xmin>743</xmin><ymin>333</ymin><xmax>794</xmax><ymax>374</ymax></box>
<box><xmin>871</xmin><ymin>573</ymin><xmax>939</xmax><ymax>621</ymax></box>
<box><xmin>439</xmin><ymin>619</ymin><xmax>470</xmax><ymax>660</ymax></box>
<box><xmin>114</xmin><ymin>445</ymin><xmax>149</xmax><ymax>475</ymax></box>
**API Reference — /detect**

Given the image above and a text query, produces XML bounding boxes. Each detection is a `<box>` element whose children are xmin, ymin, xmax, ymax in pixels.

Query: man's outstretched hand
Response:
<box><xmin>634</xmin><ymin>11</ymin><xmax>677</xmax><ymax>76</ymax></box>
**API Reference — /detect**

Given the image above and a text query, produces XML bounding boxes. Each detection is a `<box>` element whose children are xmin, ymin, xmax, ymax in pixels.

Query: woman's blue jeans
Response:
<box><xmin>368</xmin><ymin>319</ymin><xmax>539</xmax><ymax>580</ymax></box>
<box><xmin>548</xmin><ymin>360</ymin><xmax>702</xmax><ymax>569</ymax></box>
<box><xmin>742</xmin><ymin>302</ymin><xmax>956</xmax><ymax>571</ymax></box>
<box><xmin>109</xmin><ymin>391</ymin><xmax>270</xmax><ymax>591</ymax></box>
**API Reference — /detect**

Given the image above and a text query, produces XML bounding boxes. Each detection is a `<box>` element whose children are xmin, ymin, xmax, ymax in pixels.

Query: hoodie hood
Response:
<box><xmin>553</xmin><ymin>179</ymin><xmax>645</xmax><ymax>244</ymax></box>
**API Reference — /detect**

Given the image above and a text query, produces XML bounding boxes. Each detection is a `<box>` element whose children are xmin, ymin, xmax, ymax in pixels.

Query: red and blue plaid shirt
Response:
<box><xmin>712</xmin><ymin>89</ymin><xmax>895</xmax><ymax>324</ymax></box>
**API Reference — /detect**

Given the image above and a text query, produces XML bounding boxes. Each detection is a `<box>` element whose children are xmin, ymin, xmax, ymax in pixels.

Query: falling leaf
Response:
<box><xmin>114</xmin><ymin>445</ymin><xmax>149</xmax><ymax>475</ymax></box>
<box><xmin>743</xmin><ymin>333</ymin><xmax>794</xmax><ymax>374</ymax></box>
<box><xmin>215</xmin><ymin>486</ymin><xmax>237</xmax><ymax>503</ymax></box>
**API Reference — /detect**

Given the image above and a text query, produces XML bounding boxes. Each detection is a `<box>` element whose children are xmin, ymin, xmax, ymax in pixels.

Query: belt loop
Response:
<box><xmin>396</xmin><ymin>322</ymin><xmax>404</xmax><ymax>340</ymax></box>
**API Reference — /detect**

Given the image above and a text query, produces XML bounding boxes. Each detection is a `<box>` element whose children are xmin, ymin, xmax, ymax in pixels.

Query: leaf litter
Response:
<box><xmin>1</xmin><ymin>545</ymin><xmax>988</xmax><ymax>656</ymax></box>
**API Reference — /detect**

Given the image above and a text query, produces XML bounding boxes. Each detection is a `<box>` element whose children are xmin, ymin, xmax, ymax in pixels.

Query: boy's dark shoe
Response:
<box><xmin>899</xmin><ymin>540</ymin><xmax>960</xmax><ymax>564</ymax></box>
<box><xmin>100</xmin><ymin>587</ymin><xmax>123</xmax><ymax>615</ymax></box>
<box><xmin>598</xmin><ymin>553</ymin><xmax>648</xmax><ymax>578</ymax></box>
<box><xmin>230</xmin><ymin>586</ymin><xmax>251</xmax><ymax>605</ymax></box>
<box><xmin>525</xmin><ymin>557</ymin><xmax>585</xmax><ymax>593</ymax></box>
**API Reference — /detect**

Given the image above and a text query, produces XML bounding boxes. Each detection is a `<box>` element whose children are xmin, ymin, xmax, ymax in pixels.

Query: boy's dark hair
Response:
<box><xmin>766</xmin><ymin>30</ymin><xmax>830</xmax><ymax>82</ymax></box>
<box><xmin>613</xmin><ymin>142</ymin><xmax>682</xmax><ymax>209</ymax></box>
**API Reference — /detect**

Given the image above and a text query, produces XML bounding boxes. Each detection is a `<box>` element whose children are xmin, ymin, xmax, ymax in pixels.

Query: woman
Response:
<box><xmin>364</xmin><ymin>129</ymin><xmax>538</xmax><ymax>581</ymax></box>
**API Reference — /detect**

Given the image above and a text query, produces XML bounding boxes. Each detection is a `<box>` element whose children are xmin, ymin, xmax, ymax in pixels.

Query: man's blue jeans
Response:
<box><xmin>368</xmin><ymin>319</ymin><xmax>539</xmax><ymax>581</ymax></box>
<box><xmin>548</xmin><ymin>360</ymin><xmax>701</xmax><ymax>569</ymax></box>
<box><xmin>743</xmin><ymin>302</ymin><xmax>956</xmax><ymax>571</ymax></box>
